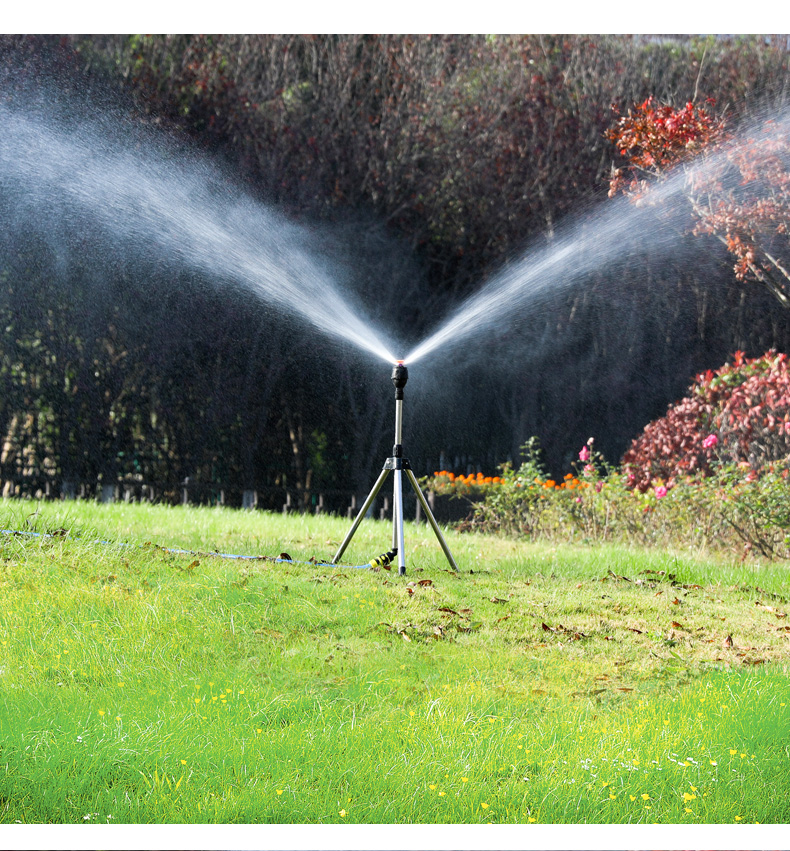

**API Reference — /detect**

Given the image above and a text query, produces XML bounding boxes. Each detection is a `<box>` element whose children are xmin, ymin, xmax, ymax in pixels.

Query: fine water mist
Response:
<box><xmin>403</xmin><ymin>110</ymin><xmax>790</xmax><ymax>368</ymax></box>
<box><xmin>3</xmin><ymin>85</ymin><xmax>789</xmax><ymax>451</ymax></box>
<box><xmin>0</xmin><ymin>100</ymin><xmax>400</xmax><ymax>365</ymax></box>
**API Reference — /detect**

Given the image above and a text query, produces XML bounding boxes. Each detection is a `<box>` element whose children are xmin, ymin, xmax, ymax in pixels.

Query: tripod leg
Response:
<box><xmin>404</xmin><ymin>468</ymin><xmax>460</xmax><ymax>572</ymax></box>
<box><xmin>332</xmin><ymin>468</ymin><xmax>390</xmax><ymax>564</ymax></box>
<box><xmin>392</xmin><ymin>469</ymin><xmax>406</xmax><ymax>575</ymax></box>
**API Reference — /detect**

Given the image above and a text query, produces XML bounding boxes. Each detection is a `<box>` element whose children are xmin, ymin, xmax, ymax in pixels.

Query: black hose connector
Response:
<box><xmin>370</xmin><ymin>548</ymin><xmax>398</xmax><ymax>568</ymax></box>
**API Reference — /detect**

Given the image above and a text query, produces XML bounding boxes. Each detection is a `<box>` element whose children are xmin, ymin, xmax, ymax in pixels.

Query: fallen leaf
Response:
<box><xmin>724</xmin><ymin>634</ymin><xmax>734</xmax><ymax>648</ymax></box>
<box><xmin>608</xmin><ymin>570</ymin><xmax>632</xmax><ymax>582</ymax></box>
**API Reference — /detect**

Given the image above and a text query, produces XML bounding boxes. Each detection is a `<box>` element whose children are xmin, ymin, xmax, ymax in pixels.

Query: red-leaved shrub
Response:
<box><xmin>622</xmin><ymin>351</ymin><xmax>790</xmax><ymax>491</ymax></box>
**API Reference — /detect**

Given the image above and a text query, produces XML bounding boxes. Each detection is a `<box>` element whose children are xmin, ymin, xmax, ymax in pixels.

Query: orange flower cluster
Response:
<box><xmin>523</xmin><ymin>474</ymin><xmax>592</xmax><ymax>490</ymax></box>
<box><xmin>432</xmin><ymin>470</ymin><xmax>503</xmax><ymax>486</ymax></box>
<box><xmin>429</xmin><ymin>470</ymin><xmax>598</xmax><ymax>492</ymax></box>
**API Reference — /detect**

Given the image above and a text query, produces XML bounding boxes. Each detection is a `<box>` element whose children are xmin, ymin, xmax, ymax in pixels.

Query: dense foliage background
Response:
<box><xmin>3</xmin><ymin>34</ymin><xmax>790</xmax><ymax>508</ymax></box>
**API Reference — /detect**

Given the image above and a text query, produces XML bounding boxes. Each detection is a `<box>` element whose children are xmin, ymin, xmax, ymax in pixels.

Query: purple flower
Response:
<box><xmin>702</xmin><ymin>434</ymin><xmax>718</xmax><ymax>449</ymax></box>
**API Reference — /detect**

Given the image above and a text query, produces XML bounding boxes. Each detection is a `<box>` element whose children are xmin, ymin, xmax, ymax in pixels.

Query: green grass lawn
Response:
<box><xmin>1</xmin><ymin>499</ymin><xmax>789</xmax><ymax>824</ymax></box>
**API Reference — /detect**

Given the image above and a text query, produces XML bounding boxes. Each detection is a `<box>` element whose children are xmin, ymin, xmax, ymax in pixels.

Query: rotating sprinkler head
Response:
<box><xmin>391</xmin><ymin>361</ymin><xmax>408</xmax><ymax>397</ymax></box>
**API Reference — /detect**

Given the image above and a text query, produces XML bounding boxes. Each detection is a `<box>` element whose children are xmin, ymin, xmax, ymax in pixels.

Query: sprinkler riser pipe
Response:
<box><xmin>393</xmin><ymin>398</ymin><xmax>404</xmax><ymax>453</ymax></box>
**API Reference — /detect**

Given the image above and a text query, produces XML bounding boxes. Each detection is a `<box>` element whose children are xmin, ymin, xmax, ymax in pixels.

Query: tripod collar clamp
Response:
<box><xmin>384</xmin><ymin>455</ymin><xmax>411</xmax><ymax>471</ymax></box>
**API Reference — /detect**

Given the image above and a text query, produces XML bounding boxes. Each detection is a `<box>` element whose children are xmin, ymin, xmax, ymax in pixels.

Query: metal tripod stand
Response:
<box><xmin>332</xmin><ymin>362</ymin><xmax>459</xmax><ymax>576</ymax></box>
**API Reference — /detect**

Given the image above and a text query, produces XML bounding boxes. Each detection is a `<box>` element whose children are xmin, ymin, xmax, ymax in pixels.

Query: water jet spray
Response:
<box><xmin>332</xmin><ymin>360</ymin><xmax>459</xmax><ymax>575</ymax></box>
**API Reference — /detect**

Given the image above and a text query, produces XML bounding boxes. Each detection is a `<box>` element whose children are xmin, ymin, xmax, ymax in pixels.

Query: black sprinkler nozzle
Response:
<box><xmin>391</xmin><ymin>362</ymin><xmax>408</xmax><ymax>397</ymax></box>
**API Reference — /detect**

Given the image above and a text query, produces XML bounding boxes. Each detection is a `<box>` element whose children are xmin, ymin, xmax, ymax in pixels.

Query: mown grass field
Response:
<box><xmin>1</xmin><ymin>498</ymin><xmax>789</xmax><ymax>825</ymax></box>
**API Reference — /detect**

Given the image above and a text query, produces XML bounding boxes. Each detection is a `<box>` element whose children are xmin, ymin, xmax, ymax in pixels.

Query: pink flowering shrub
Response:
<box><xmin>622</xmin><ymin>351</ymin><xmax>790</xmax><ymax>491</ymax></box>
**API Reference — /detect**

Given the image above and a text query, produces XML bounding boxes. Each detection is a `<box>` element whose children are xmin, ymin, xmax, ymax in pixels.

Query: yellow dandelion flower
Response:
<box><xmin>339</xmin><ymin>809</ymin><xmax>347</xmax><ymax>818</ymax></box>
<box><xmin>609</xmin><ymin>793</ymin><xmax>616</xmax><ymax>800</ymax></box>
<box><xmin>439</xmin><ymin>791</ymin><xmax>446</xmax><ymax>797</ymax></box>
<box><xmin>528</xmin><ymin>817</ymin><xmax>536</xmax><ymax>823</ymax></box>
<box><xmin>429</xmin><ymin>784</ymin><xmax>436</xmax><ymax>790</ymax></box>
<box><xmin>629</xmin><ymin>795</ymin><xmax>636</xmax><ymax>801</ymax></box>
<box><xmin>735</xmin><ymin>815</ymin><xmax>742</xmax><ymax>821</ymax></box>
<box><xmin>461</xmin><ymin>777</ymin><xmax>469</xmax><ymax>783</ymax></box>
<box><xmin>709</xmin><ymin>760</ymin><xmax>717</xmax><ymax>766</ymax></box>
<box><xmin>730</xmin><ymin>749</ymin><xmax>737</xmax><ymax>755</ymax></box>
<box><xmin>276</xmin><ymin>790</ymin><xmax>283</xmax><ymax>795</ymax></box>
<box><xmin>683</xmin><ymin>792</ymin><xmax>696</xmax><ymax>802</ymax></box>
<box><xmin>481</xmin><ymin>802</ymin><xmax>489</xmax><ymax>809</ymax></box>
<box><xmin>641</xmin><ymin>793</ymin><xmax>650</xmax><ymax>800</ymax></box>
<box><xmin>98</xmin><ymin>709</ymin><xmax>105</xmax><ymax>716</ymax></box>
<box><xmin>685</xmin><ymin>807</ymin><xmax>693</xmax><ymax>813</ymax></box>
<box><xmin>690</xmin><ymin>785</ymin><xmax>698</xmax><ymax>792</ymax></box>
<box><xmin>180</xmin><ymin>760</ymin><xmax>187</xmax><ymax>765</ymax></box>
